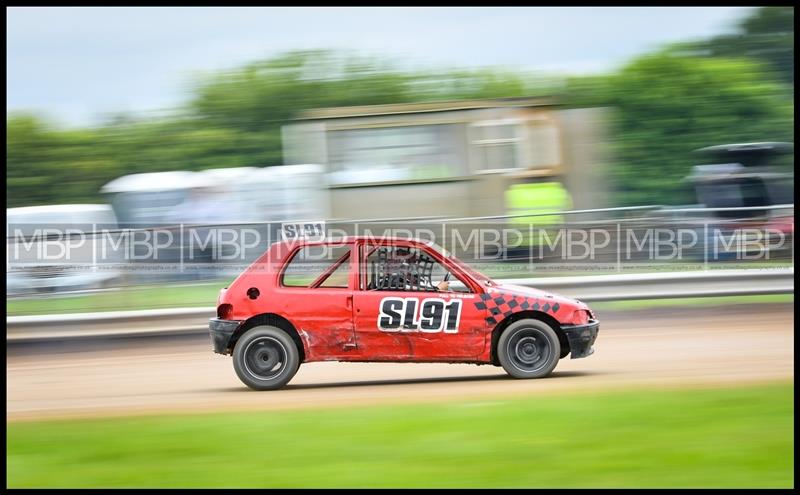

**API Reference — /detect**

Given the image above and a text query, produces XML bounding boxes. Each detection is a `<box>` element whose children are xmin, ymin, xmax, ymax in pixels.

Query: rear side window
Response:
<box><xmin>281</xmin><ymin>245</ymin><xmax>351</xmax><ymax>288</ymax></box>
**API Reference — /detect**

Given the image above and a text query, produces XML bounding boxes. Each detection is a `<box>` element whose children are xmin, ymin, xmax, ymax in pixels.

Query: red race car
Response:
<box><xmin>209</xmin><ymin>237</ymin><xmax>599</xmax><ymax>390</ymax></box>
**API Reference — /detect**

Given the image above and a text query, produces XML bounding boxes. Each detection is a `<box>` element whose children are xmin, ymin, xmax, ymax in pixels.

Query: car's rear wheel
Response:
<box><xmin>497</xmin><ymin>319</ymin><xmax>561</xmax><ymax>379</ymax></box>
<box><xmin>232</xmin><ymin>326</ymin><xmax>300</xmax><ymax>390</ymax></box>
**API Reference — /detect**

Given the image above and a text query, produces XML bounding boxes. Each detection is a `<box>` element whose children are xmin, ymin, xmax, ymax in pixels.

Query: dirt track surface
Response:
<box><xmin>7</xmin><ymin>304</ymin><xmax>794</xmax><ymax>422</ymax></box>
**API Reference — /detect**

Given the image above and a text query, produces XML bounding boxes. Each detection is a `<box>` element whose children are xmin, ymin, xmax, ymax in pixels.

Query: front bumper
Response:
<box><xmin>561</xmin><ymin>319</ymin><xmax>599</xmax><ymax>359</ymax></box>
<box><xmin>209</xmin><ymin>318</ymin><xmax>242</xmax><ymax>355</ymax></box>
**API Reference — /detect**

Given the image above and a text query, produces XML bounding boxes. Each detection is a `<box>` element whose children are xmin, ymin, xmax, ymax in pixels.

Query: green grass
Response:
<box><xmin>7</xmin><ymin>268</ymin><xmax>794</xmax><ymax>316</ymax></box>
<box><xmin>7</xmin><ymin>382</ymin><xmax>793</xmax><ymax>488</ymax></box>
<box><xmin>591</xmin><ymin>293</ymin><xmax>794</xmax><ymax>312</ymax></box>
<box><xmin>6</xmin><ymin>281</ymin><xmax>226</xmax><ymax>316</ymax></box>
<box><xmin>486</xmin><ymin>260</ymin><xmax>794</xmax><ymax>279</ymax></box>
<box><xmin>7</xmin><ymin>286</ymin><xmax>793</xmax><ymax>316</ymax></box>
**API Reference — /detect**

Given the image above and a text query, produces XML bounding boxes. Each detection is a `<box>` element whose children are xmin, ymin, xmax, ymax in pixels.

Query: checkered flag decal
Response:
<box><xmin>474</xmin><ymin>292</ymin><xmax>561</xmax><ymax>326</ymax></box>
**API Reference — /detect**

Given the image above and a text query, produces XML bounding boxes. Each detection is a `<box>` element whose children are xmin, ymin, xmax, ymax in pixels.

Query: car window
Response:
<box><xmin>282</xmin><ymin>245</ymin><xmax>351</xmax><ymax>288</ymax></box>
<box><xmin>319</xmin><ymin>254</ymin><xmax>351</xmax><ymax>288</ymax></box>
<box><xmin>363</xmin><ymin>245</ymin><xmax>471</xmax><ymax>293</ymax></box>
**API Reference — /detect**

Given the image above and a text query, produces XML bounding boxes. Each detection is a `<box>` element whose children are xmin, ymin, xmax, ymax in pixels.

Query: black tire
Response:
<box><xmin>497</xmin><ymin>319</ymin><xmax>561</xmax><ymax>379</ymax></box>
<box><xmin>232</xmin><ymin>326</ymin><xmax>300</xmax><ymax>390</ymax></box>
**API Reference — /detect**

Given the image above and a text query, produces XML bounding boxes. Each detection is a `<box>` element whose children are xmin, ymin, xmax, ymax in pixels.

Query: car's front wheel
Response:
<box><xmin>497</xmin><ymin>319</ymin><xmax>561</xmax><ymax>379</ymax></box>
<box><xmin>232</xmin><ymin>326</ymin><xmax>300</xmax><ymax>390</ymax></box>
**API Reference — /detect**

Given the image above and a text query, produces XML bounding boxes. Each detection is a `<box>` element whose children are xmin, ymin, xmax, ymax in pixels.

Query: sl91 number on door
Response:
<box><xmin>378</xmin><ymin>297</ymin><xmax>462</xmax><ymax>333</ymax></box>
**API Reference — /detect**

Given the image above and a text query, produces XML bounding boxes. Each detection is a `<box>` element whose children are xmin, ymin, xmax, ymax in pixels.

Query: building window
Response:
<box><xmin>327</xmin><ymin>124</ymin><xmax>462</xmax><ymax>185</ymax></box>
<box><xmin>471</xmin><ymin>121</ymin><xmax>523</xmax><ymax>172</ymax></box>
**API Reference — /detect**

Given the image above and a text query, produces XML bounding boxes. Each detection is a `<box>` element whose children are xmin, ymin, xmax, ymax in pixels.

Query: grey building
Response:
<box><xmin>282</xmin><ymin>97</ymin><xmax>612</xmax><ymax>220</ymax></box>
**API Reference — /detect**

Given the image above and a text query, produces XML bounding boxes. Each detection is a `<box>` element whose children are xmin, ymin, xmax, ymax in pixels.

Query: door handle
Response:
<box><xmin>346</xmin><ymin>295</ymin><xmax>353</xmax><ymax>311</ymax></box>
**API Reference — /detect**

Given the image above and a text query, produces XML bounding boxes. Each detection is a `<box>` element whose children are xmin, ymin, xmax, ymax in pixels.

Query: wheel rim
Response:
<box><xmin>243</xmin><ymin>336</ymin><xmax>288</xmax><ymax>381</ymax></box>
<box><xmin>506</xmin><ymin>328</ymin><xmax>552</xmax><ymax>373</ymax></box>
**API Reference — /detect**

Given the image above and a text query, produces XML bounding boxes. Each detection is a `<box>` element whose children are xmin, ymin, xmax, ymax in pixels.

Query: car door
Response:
<box><xmin>275</xmin><ymin>242</ymin><xmax>358</xmax><ymax>359</ymax></box>
<box><xmin>351</xmin><ymin>241</ymin><xmax>488</xmax><ymax>360</ymax></box>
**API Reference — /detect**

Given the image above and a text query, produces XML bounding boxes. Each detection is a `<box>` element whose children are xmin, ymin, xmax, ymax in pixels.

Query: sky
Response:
<box><xmin>7</xmin><ymin>6</ymin><xmax>755</xmax><ymax>127</ymax></box>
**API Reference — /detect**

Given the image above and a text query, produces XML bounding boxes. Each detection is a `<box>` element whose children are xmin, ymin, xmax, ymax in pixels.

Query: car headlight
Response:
<box><xmin>571</xmin><ymin>309</ymin><xmax>590</xmax><ymax>325</ymax></box>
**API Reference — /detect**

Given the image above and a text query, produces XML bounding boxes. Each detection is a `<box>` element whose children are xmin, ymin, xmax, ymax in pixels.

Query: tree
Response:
<box><xmin>682</xmin><ymin>7</ymin><xmax>794</xmax><ymax>86</ymax></box>
<box><xmin>566</xmin><ymin>51</ymin><xmax>793</xmax><ymax>207</ymax></box>
<box><xmin>7</xmin><ymin>115</ymin><xmax>121</xmax><ymax>208</ymax></box>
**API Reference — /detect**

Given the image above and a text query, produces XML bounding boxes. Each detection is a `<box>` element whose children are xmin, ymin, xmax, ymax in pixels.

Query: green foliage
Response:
<box><xmin>565</xmin><ymin>52</ymin><xmax>793</xmax><ymax>206</ymax></box>
<box><xmin>692</xmin><ymin>7</ymin><xmax>794</xmax><ymax>86</ymax></box>
<box><xmin>7</xmin><ymin>115</ymin><xmax>122</xmax><ymax>208</ymax></box>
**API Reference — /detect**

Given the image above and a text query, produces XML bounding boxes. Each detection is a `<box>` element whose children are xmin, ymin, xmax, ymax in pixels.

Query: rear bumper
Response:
<box><xmin>209</xmin><ymin>318</ymin><xmax>242</xmax><ymax>355</ymax></box>
<box><xmin>561</xmin><ymin>319</ymin><xmax>599</xmax><ymax>359</ymax></box>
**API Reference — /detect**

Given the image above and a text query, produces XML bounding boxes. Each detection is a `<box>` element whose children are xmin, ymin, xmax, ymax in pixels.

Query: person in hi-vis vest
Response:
<box><xmin>505</xmin><ymin>178</ymin><xmax>573</xmax><ymax>261</ymax></box>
